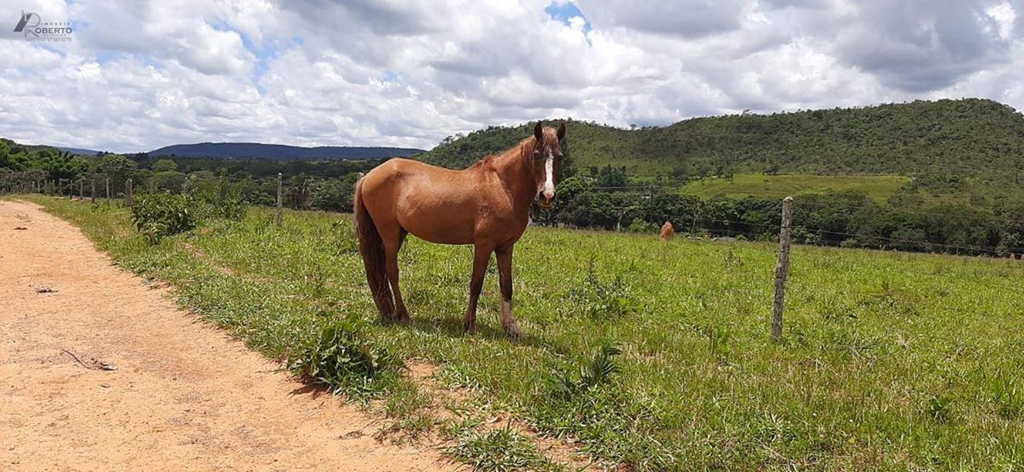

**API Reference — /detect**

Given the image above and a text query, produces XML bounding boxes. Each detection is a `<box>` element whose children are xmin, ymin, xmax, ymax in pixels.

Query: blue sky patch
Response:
<box><xmin>545</xmin><ymin>1</ymin><xmax>592</xmax><ymax>33</ymax></box>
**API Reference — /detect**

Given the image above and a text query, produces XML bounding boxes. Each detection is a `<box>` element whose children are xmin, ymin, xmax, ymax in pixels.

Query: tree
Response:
<box><xmin>92</xmin><ymin>154</ymin><xmax>138</xmax><ymax>196</ymax></box>
<box><xmin>0</xmin><ymin>139</ymin><xmax>10</xmax><ymax>168</ymax></box>
<box><xmin>152</xmin><ymin>159</ymin><xmax>179</xmax><ymax>173</ymax></box>
<box><xmin>308</xmin><ymin>174</ymin><xmax>359</xmax><ymax>213</ymax></box>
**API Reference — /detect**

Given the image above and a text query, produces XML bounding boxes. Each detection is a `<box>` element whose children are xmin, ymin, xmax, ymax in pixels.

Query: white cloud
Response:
<box><xmin>986</xmin><ymin>2</ymin><xmax>1016</xmax><ymax>41</ymax></box>
<box><xmin>0</xmin><ymin>0</ymin><xmax>1021</xmax><ymax>153</ymax></box>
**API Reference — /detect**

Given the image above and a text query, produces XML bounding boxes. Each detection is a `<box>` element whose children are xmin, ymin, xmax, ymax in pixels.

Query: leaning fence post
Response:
<box><xmin>125</xmin><ymin>178</ymin><xmax>133</xmax><ymax>206</ymax></box>
<box><xmin>772</xmin><ymin>196</ymin><xmax>794</xmax><ymax>342</ymax></box>
<box><xmin>276</xmin><ymin>172</ymin><xmax>283</xmax><ymax>227</ymax></box>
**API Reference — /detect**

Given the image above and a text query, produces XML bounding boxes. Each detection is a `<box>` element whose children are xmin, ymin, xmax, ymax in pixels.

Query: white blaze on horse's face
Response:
<box><xmin>532</xmin><ymin>123</ymin><xmax>566</xmax><ymax>209</ymax></box>
<box><xmin>543</xmin><ymin>149</ymin><xmax>555</xmax><ymax>200</ymax></box>
<box><xmin>535</xmin><ymin>146</ymin><xmax>558</xmax><ymax>209</ymax></box>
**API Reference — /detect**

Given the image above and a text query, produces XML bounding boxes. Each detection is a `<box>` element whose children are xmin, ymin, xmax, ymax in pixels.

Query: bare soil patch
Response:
<box><xmin>0</xmin><ymin>200</ymin><xmax>454</xmax><ymax>471</ymax></box>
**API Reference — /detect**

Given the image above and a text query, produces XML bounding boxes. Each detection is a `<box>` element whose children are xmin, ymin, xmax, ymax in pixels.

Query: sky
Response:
<box><xmin>0</xmin><ymin>0</ymin><xmax>1021</xmax><ymax>153</ymax></box>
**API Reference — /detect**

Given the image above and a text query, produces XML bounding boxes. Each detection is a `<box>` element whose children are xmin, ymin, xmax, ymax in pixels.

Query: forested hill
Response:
<box><xmin>418</xmin><ymin>98</ymin><xmax>1024</xmax><ymax>183</ymax></box>
<box><xmin>148</xmin><ymin>142</ymin><xmax>424</xmax><ymax>160</ymax></box>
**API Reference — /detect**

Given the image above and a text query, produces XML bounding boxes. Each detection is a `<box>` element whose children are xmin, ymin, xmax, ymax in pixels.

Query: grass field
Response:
<box><xmin>28</xmin><ymin>196</ymin><xmax>1024</xmax><ymax>471</ymax></box>
<box><xmin>680</xmin><ymin>174</ymin><xmax>911</xmax><ymax>202</ymax></box>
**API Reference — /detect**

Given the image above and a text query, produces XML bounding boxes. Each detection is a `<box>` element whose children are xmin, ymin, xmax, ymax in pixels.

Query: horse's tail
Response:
<box><xmin>354</xmin><ymin>179</ymin><xmax>394</xmax><ymax>320</ymax></box>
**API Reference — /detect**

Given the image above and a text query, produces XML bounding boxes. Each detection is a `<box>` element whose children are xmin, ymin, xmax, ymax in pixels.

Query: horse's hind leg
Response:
<box><xmin>384</xmin><ymin>230</ymin><xmax>410</xmax><ymax>324</ymax></box>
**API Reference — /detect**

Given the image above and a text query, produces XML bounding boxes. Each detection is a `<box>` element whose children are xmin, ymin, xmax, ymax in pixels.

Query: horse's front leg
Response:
<box><xmin>464</xmin><ymin>245</ymin><xmax>491</xmax><ymax>334</ymax></box>
<box><xmin>495</xmin><ymin>244</ymin><xmax>522</xmax><ymax>338</ymax></box>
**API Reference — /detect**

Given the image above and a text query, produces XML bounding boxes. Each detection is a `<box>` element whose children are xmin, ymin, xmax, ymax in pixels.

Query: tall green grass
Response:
<box><xmin>31</xmin><ymin>196</ymin><xmax>1024</xmax><ymax>470</ymax></box>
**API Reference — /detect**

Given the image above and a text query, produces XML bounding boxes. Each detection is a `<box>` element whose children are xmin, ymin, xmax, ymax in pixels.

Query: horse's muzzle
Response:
<box><xmin>537</xmin><ymin>191</ymin><xmax>554</xmax><ymax>209</ymax></box>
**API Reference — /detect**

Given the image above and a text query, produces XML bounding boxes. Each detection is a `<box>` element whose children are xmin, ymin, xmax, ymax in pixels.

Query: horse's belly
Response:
<box><xmin>409</xmin><ymin>223</ymin><xmax>473</xmax><ymax>244</ymax></box>
<box><xmin>398</xmin><ymin>210</ymin><xmax>475</xmax><ymax>245</ymax></box>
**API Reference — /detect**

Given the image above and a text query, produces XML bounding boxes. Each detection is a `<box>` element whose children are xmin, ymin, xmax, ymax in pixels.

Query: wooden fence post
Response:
<box><xmin>91</xmin><ymin>179</ymin><xmax>96</xmax><ymax>203</ymax></box>
<box><xmin>105</xmin><ymin>178</ymin><xmax>111</xmax><ymax>203</ymax></box>
<box><xmin>771</xmin><ymin>196</ymin><xmax>794</xmax><ymax>343</ymax></box>
<box><xmin>126</xmin><ymin>179</ymin><xmax>133</xmax><ymax>206</ymax></box>
<box><xmin>79</xmin><ymin>179</ymin><xmax>84</xmax><ymax>199</ymax></box>
<box><xmin>276</xmin><ymin>173</ymin><xmax>283</xmax><ymax>227</ymax></box>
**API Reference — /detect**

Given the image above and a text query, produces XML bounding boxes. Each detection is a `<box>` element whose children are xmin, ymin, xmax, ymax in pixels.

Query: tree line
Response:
<box><xmin>535</xmin><ymin>176</ymin><xmax>1024</xmax><ymax>257</ymax></box>
<box><xmin>0</xmin><ymin>140</ymin><xmax>374</xmax><ymax>213</ymax></box>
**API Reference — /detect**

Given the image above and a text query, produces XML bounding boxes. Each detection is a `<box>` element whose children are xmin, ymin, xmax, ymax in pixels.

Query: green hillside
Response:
<box><xmin>418</xmin><ymin>98</ymin><xmax>1024</xmax><ymax>190</ymax></box>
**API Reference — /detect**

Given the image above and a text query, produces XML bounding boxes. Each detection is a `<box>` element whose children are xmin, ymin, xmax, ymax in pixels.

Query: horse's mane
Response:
<box><xmin>467</xmin><ymin>153</ymin><xmax>501</xmax><ymax>169</ymax></box>
<box><xmin>466</xmin><ymin>130</ymin><xmax>556</xmax><ymax>170</ymax></box>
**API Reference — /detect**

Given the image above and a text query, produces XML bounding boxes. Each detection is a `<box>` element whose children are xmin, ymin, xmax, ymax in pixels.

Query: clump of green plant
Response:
<box><xmin>565</xmin><ymin>258</ymin><xmax>639</xmax><ymax>319</ymax></box>
<box><xmin>448</xmin><ymin>423</ymin><xmax>557</xmax><ymax>472</ymax></box>
<box><xmin>693</xmin><ymin>324</ymin><xmax>731</xmax><ymax>361</ymax></box>
<box><xmin>130</xmin><ymin>192</ymin><xmax>196</xmax><ymax>243</ymax></box>
<box><xmin>551</xmin><ymin>343</ymin><xmax>622</xmax><ymax>398</ymax></box>
<box><xmin>287</xmin><ymin>319</ymin><xmax>402</xmax><ymax>398</ymax></box>
<box><xmin>539</xmin><ymin>344</ymin><xmax>670</xmax><ymax>468</ymax></box>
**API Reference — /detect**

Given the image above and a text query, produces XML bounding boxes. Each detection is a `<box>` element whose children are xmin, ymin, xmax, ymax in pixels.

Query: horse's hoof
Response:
<box><xmin>503</xmin><ymin>322</ymin><xmax>523</xmax><ymax>338</ymax></box>
<box><xmin>396</xmin><ymin>315</ymin><xmax>412</xmax><ymax>326</ymax></box>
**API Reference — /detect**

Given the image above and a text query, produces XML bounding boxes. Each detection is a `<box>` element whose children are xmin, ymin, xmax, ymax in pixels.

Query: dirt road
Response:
<box><xmin>0</xmin><ymin>200</ymin><xmax>454</xmax><ymax>471</ymax></box>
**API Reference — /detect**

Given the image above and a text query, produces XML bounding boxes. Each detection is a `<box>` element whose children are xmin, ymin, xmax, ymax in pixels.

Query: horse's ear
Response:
<box><xmin>534</xmin><ymin>122</ymin><xmax>543</xmax><ymax>142</ymax></box>
<box><xmin>557</xmin><ymin>122</ymin><xmax>566</xmax><ymax>140</ymax></box>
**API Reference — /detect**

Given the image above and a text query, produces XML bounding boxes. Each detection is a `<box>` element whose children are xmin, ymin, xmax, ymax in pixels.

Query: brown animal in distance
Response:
<box><xmin>354</xmin><ymin>122</ymin><xmax>567</xmax><ymax>337</ymax></box>
<box><xmin>660</xmin><ymin>221</ymin><xmax>675</xmax><ymax>242</ymax></box>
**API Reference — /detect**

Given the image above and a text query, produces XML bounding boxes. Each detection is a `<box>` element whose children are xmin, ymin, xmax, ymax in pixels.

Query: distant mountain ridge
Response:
<box><xmin>148</xmin><ymin>142</ymin><xmax>424</xmax><ymax>160</ymax></box>
<box><xmin>56</xmin><ymin>146</ymin><xmax>101</xmax><ymax>156</ymax></box>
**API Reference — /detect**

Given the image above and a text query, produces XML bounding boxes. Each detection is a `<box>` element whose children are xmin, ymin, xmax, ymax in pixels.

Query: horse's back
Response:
<box><xmin>359</xmin><ymin>159</ymin><xmax>480</xmax><ymax>244</ymax></box>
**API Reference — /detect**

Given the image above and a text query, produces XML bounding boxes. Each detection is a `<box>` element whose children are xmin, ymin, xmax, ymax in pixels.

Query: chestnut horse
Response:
<box><xmin>354</xmin><ymin>122</ymin><xmax>566</xmax><ymax>337</ymax></box>
<box><xmin>660</xmin><ymin>221</ymin><xmax>674</xmax><ymax>242</ymax></box>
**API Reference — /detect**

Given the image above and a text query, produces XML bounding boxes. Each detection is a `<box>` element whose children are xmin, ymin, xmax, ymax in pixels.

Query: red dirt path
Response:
<box><xmin>0</xmin><ymin>200</ymin><xmax>455</xmax><ymax>471</ymax></box>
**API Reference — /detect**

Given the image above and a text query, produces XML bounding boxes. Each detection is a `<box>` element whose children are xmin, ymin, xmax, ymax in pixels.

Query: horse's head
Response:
<box><xmin>530</xmin><ymin>121</ymin><xmax>566</xmax><ymax>209</ymax></box>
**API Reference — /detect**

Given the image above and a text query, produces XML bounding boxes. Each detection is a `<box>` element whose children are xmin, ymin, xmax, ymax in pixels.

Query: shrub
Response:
<box><xmin>628</xmin><ymin>218</ymin><xmax>658</xmax><ymax>234</ymax></box>
<box><xmin>130</xmin><ymin>192</ymin><xmax>196</xmax><ymax>243</ymax></box>
<box><xmin>193</xmin><ymin>175</ymin><xmax>246</xmax><ymax>221</ymax></box>
<box><xmin>287</xmin><ymin>319</ymin><xmax>402</xmax><ymax>397</ymax></box>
